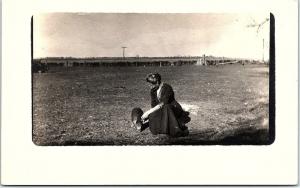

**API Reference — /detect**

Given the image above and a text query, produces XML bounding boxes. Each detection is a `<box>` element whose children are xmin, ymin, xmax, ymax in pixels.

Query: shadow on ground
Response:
<box><xmin>39</xmin><ymin>127</ymin><xmax>270</xmax><ymax>146</ymax></box>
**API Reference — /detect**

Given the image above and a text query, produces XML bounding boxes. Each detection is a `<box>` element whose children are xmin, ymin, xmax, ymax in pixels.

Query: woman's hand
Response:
<box><xmin>141</xmin><ymin>111</ymin><xmax>150</xmax><ymax>121</ymax></box>
<box><xmin>141</xmin><ymin>104</ymin><xmax>163</xmax><ymax>121</ymax></box>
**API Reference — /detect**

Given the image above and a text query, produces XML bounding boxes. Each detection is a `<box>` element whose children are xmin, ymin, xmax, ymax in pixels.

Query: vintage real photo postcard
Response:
<box><xmin>1</xmin><ymin>0</ymin><xmax>298</xmax><ymax>185</ymax></box>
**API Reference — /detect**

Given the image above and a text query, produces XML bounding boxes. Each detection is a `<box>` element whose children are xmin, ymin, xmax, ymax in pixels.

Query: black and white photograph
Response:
<box><xmin>32</xmin><ymin>13</ymin><xmax>274</xmax><ymax>146</ymax></box>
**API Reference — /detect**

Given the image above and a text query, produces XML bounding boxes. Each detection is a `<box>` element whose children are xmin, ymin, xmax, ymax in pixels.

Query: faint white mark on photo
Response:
<box><xmin>180</xmin><ymin>103</ymin><xmax>200</xmax><ymax>116</ymax></box>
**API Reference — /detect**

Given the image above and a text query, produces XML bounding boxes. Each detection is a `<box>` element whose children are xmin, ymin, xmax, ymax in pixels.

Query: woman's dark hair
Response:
<box><xmin>146</xmin><ymin>73</ymin><xmax>161</xmax><ymax>85</ymax></box>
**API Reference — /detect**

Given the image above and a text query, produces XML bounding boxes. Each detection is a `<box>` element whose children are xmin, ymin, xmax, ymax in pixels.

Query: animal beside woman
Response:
<box><xmin>131</xmin><ymin>107</ymin><xmax>148</xmax><ymax>132</ymax></box>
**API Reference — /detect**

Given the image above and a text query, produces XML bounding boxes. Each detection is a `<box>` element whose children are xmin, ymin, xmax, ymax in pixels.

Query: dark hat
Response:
<box><xmin>146</xmin><ymin>73</ymin><xmax>161</xmax><ymax>84</ymax></box>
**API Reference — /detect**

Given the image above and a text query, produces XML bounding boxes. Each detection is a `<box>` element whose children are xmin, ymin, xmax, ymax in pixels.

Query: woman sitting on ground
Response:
<box><xmin>141</xmin><ymin>73</ymin><xmax>190</xmax><ymax>137</ymax></box>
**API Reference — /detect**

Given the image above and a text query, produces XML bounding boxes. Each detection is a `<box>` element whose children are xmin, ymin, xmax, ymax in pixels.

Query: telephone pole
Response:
<box><xmin>122</xmin><ymin>47</ymin><xmax>127</xmax><ymax>58</ymax></box>
<box><xmin>246</xmin><ymin>17</ymin><xmax>269</xmax><ymax>63</ymax></box>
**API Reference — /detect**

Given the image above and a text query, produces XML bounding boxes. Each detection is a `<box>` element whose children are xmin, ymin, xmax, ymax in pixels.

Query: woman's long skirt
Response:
<box><xmin>148</xmin><ymin>102</ymin><xmax>189</xmax><ymax>137</ymax></box>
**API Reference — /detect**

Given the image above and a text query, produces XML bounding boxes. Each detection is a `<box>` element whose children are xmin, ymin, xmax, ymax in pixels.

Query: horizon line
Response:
<box><xmin>33</xmin><ymin>55</ymin><xmax>262</xmax><ymax>60</ymax></box>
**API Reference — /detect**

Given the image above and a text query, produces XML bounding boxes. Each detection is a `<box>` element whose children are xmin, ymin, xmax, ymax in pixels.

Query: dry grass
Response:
<box><xmin>33</xmin><ymin>64</ymin><xmax>269</xmax><ymax>145</ymax></box>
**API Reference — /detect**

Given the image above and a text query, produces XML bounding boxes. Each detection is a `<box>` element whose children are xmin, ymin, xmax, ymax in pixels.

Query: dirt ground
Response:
<box><xmin>32</xmin><ymin>64</ymin><xmax>270</xmax><ymax>145</ymax></box>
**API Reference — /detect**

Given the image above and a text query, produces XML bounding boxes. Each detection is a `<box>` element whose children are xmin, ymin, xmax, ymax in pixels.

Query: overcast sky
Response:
<box><xmin>34</xmin><ymin>13</ymin><xmax>270</xmax><ymax>59</ymax></box>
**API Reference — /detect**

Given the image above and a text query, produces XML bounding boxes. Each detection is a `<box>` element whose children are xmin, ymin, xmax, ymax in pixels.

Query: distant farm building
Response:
<box><xmin>33</xmin><ymin>56</ymin><xmax>259</xmax><ymax>68</ymax></box>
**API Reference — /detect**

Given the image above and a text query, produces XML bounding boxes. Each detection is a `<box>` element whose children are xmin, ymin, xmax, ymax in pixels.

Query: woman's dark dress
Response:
<box><xmin>148</xmin><ymin>83</ymin><xmax>190</xmax><ymax>137</ymax></box>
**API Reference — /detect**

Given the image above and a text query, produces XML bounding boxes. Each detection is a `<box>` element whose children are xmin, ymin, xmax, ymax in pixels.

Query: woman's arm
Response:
<box><xmin>142</xmin><ymin>84</ymin><xmax>174</xmax><ymax>120</ymax></box>
<box><xmin>141</xmin><ymin>103</ymin><xmax>163</xmax><ymax>120</ymax></box>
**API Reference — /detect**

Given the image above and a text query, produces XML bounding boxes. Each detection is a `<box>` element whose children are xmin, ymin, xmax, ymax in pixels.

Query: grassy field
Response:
<box><xmin>32</xmin><ymin>64</ymin><xmax>270</xmax><ymax>145</ymax></box>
